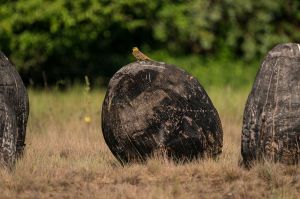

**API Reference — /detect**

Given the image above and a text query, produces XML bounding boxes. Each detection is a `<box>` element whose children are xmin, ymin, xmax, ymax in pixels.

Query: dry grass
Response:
<box><xmin>0</xmin><ymin>86</ymin><xmax>299</xmax><ymax>199</ymax></box>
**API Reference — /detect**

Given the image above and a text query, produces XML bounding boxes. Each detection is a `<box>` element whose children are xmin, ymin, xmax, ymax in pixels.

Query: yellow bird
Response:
<box><xmin>132</xmin><ymin>47</ymin><xmax>152</xmax><ymax>61</ymax></box>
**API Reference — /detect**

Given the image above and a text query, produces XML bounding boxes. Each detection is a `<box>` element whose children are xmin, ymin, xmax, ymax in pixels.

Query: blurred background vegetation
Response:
<box><xmin>0</xmin><ymin>0</ymin><xmax>299</xmax><ymax>89</ymax></box>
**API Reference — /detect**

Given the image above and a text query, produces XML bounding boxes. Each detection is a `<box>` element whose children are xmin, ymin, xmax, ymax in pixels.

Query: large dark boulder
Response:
<box><xmin>0</xmin><ymin>52</ymin><xmax>29</xmax><ymax>168</ymax></box>
<box><xmin>101</xmin><ymin>61</ymin><xmax>223</xmax><ymax>164</ymax></box>
<box><xmin>241</xmin><ymin>43</ymin><xmax>300</xmax><ymax>167</ymax></box>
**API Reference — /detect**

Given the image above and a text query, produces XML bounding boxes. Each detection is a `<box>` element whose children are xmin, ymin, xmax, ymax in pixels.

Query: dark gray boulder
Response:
<box><xmin>101</xmin><ymin>61</ymin><xmax>223</xmax><ymax>164</ymax></box>
<box><xmin>0</xmin><ymin>51</ymin><xmax>29</xmax><ymax>168</ymax></box>
<box><xmin>241</xmin><ymin>43</ymin><xmax>300</xmax><ymax>167</ymax></box>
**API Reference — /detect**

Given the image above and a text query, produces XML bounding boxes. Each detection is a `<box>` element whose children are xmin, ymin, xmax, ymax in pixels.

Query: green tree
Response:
<box><xmin>0</xmin><ymin>0</ymin><xmax>299</xmax><ymax>86</ymax></box>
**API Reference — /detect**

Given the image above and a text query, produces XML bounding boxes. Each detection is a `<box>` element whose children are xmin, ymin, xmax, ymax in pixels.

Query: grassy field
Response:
<box><xmin>0</xmin><ymin>86</ymin><xmax>299</xmax><ymax>198</ymax></box>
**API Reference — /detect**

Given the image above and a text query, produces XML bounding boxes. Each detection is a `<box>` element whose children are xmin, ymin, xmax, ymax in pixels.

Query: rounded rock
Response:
<box><xmin>0</xmin><ymin>51</ymin><xmax>29</xmax><ymax>168</ymax></box>
<box><xmin>241</xmin><ymin>43</ymin><xmax>300</xmax><ymax>167</ymax></box>
<box><xmin>101</xmin><ymin>61</ymin><xmax>223</xmax><ymax>164</ymax></box>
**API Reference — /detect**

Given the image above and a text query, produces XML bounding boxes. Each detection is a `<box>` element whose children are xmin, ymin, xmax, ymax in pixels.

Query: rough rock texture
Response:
<box><xmin>242</xmin><ymin>43</ymin><xmax>300</xmax><ymax>167</ymax></box>
<box><xmin>0</xmin><ymin>51</ymin><xmax>29</xmax><ymax>168</ymax></box>
<box><xmin>101</xmin><ymin>61</ymin><xmax>223</xmax><ymax>164</ymax></box>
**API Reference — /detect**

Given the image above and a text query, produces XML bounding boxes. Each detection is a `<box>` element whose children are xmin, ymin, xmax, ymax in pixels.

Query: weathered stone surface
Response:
<box><xmin>101</xmin><ymin>61</ymin><xmax>223</xmax><ymax>164</ymax></box>
<box><xmin>0</xmin><ymin>51</ymin><xmax>29</xmax><ymax>168</ymax></box>
<box><xmin>241</xmin><ymin>43</ymin><xmax>300</xmax><ymax>167</ymax></box>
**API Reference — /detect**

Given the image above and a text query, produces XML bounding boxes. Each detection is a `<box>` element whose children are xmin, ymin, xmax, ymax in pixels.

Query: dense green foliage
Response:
<box><xmin>0</xmin><ymin>0</ymin><xmax>299</xmax><ymax>87</ymax></box>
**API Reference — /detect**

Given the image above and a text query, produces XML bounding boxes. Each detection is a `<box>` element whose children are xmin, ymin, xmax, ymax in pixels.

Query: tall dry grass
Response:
<box><xmin>0</xmin><ymin>86</ymin><xmax>299</xmax><ymax>199</ymax></box>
